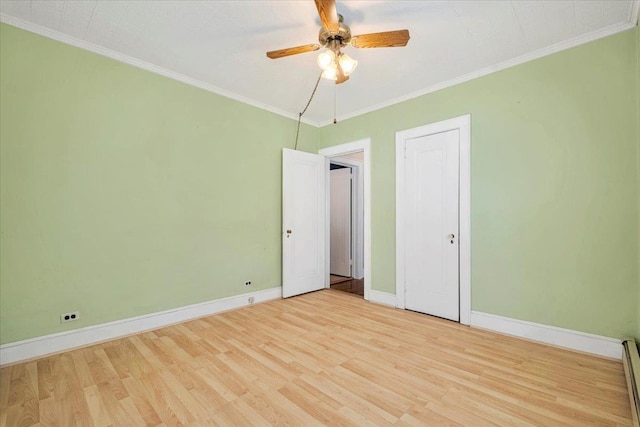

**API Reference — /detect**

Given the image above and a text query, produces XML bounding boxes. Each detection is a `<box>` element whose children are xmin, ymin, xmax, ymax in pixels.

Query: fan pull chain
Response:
<box><xmin>294</xmin><ymin>72</ymin><xmax>323</xmax><ymax>151</ymax></box>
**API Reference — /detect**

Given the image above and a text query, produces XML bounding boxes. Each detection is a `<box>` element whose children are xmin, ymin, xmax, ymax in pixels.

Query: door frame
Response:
<box><xmin>319</xmin><ymin>139</ymin><xmax>371</xmax><ymax>301</ymax></box>
<box><xmin>395</xmin><ymin>115</ymin><xmax>471</xmax><ymax>325</ymax></box>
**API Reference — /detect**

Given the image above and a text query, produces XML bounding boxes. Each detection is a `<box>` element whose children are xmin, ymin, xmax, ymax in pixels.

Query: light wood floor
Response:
<box><xmin>0</xmin><ymin>290</ymin><xmax>631</xmax><ymax>426</ymax></box>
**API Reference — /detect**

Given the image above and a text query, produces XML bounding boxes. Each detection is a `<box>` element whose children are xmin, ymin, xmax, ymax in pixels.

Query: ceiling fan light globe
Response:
<box><xmin>322</xmin><ymin>64</ymin><xmax>338</xmax><ymax>81</ymax></box>
<box><xmin>317</xmin><ymin>50</ymin><xmax>336</xmax><ymax>70</ymax></box>
<box><xmin>339</xmin><ymin>54</ymin><xmax>358</xmax><ymax>76</ymax></box>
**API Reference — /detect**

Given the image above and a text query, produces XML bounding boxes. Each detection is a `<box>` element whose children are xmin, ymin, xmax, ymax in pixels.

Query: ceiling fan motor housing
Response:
<box><xmin>318</xmin><ymin>14</ymin><xmax>351</xmax><ymax>49</ymax></box>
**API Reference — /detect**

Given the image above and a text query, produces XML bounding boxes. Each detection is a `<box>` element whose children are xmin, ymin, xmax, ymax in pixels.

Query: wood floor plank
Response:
<box><xmin>194</xmin><ymin>364</ymin><xmax>245</xmax><ymax>402</ymax></box>
<box><xmin>3</xmin><ymin>398</ymin><xmax>39</xmax><ymax>427</ymax></box>
<box><xmin>0</xmin><ymin>289</ymin><xmax>632</xmax><ymax>426</ymax></box>
<box><xmin>7</xmin><ymin>366</ymin><xmax>38</xmax><ymax>407</ymax></box>
<box><xmin>137</xmin><ymin>373</ymin><xmax>190</xmax><ymax>427</ymax></box>
<box><xmin>281</xmin><ymin>381</ymin><xmax>357</xmax><ymax>426</ymax></box>
<box><xmin>59</xmin><ymin>390</ymin><xmax>93</xmax><ymax>427</ymax></box>
<box><xmin>118</xmin><ymin>396</ymin><xmax>149</xmax><ymax>426</ymax></box>
<box><xmin>0</xmin><ymin>366</ymin><xmax>12</xmax><ymax>411</ymax></box>
<box><xmin>84</xmin><ymin>350</ymin><xmax>119</xmax><ymax>387</ymax></box>
<box><xmin>155</xmin><ymin>367</ymin><xmax>211</xmax><ymax>420</ymax></box>
<box><xmin>82</xmin><ymin>385</ymin><xmax>113</xmax><ymax>427</ymax></box>
<box><xmin>120</xmin><ymin>376</ymin><xmax>162</xmax><ymax>426</ymax></box>
<box><xmin>37</xmin><ymin>398</ymin><xmax>58</xmax><ymax>427</ymax></box>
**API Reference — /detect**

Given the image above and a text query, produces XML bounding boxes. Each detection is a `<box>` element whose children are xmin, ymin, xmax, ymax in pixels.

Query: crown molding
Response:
<box><xmin>317</xmin><ymin>20</ymin><xmax>638</xmax><ymax>127</ymax></box>
<box><xmin>630</xmin><ymin>0</ymin><xmax>640</xmax><ymax>25</ymax></box>
<box><xmin>0</xmin><ymin>13</ymin><xmax>321</xmax><ymax>127</ymax></box>
<box><xmin>2</xmin><ymin>7</ymin><xmax>637</xmax><ymax>129</ymax></box>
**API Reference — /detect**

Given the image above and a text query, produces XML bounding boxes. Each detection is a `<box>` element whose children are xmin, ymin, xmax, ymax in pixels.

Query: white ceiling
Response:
<box><xmin>1</xmin><ymin>1</ymin><xmax>639</xmax><ymax>126</ymax></box>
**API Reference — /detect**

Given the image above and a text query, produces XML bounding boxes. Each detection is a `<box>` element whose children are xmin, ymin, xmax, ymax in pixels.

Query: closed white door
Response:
<box><xmin>330</xmin><ymin>167</ymin><xmax>352</xmax><ymax>277</ymax></box>
<box><xmin>282</xmin><ymin>148</ymin><xmax>325</xmax><ymax>298</ymax></box>
<box><xmin>404</xmin><ymin>130</ymin><xmax>459</xmax><ymax>321</ymax></box>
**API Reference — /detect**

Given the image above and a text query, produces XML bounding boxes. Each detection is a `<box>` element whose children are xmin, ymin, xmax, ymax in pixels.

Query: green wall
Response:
<box><xmin>1</xmin><ymin>21</ymin><xmax>639</xmax><ymax>345</ymax></box>
<box><xmin>0</xmin><ymin>24</ymin><xmax>317</xmax><ymax>344</ymax></box>
<box><xmin>318</xmin><ymin>28</ymin><xmax>640</xmax><ymax>339</ymax></box>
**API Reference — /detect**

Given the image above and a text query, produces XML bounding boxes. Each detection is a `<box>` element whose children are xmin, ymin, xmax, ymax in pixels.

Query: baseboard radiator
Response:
<box><xmin>623</xmin><ymin>339</ymin><xmax>640</xmax><ymax>426</ymax></box>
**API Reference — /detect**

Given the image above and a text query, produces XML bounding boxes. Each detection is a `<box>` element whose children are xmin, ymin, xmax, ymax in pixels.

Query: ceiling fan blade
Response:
<box><xmin>314</xmin><ymin>0</ymin><xmax>339</xmax><ymax>32</ymax></box>
<box><xmin>266</xmin><ymin>44</ymin><xmax>321</xmax><ymax>59</ymax></box>
<box><xmin>350</xmin><ymin>30</ymin><xmax>410</xmax><ymax>48</ymax></box>
<box><xmin>336</xmin><ymin>61</ymin><xmax>349</xmax><ymax>85</ymax></box>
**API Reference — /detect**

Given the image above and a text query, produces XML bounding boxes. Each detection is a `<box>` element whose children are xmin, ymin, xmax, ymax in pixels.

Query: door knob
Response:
<box><xmin>286</xmin><ymin>229</ymin><xmax>292</xmax><ymax>238</ymax></box>
<box><xmin>448</xmin><ymin>233</ymin><xmax>455</xmax><ymax>244</ymax></box>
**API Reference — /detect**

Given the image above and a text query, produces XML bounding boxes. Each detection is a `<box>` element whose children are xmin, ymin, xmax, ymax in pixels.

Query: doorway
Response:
<box><xmin>329</xmin><ymin>158</ymin><xmax>364</xmax><ymax>297</ymax></box>
<box><xmin>281</xmin><ymin>140</ymin><xmax>371</xmax><ymax>301</ymax></box>
<box><xmin>319</xmin><ymin>139</ymin><xmax>371</xmax><ymax>301</ymax></box>
<box><xmin>395</xmin><ymin>115</ymin><xmax>471</xmax><ymax>325</ymax></box>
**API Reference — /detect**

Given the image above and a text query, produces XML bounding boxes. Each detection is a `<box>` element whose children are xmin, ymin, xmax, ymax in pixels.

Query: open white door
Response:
<box><xmin>282</xmin><ymin>148</ymin><xmax>326</xmax><ymax>298</ymax></box>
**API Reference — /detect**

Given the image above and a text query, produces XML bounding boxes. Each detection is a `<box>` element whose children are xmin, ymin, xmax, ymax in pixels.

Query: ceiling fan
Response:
<box><xmin>266</xmin><ymin>0</ymin><xmax>410</xmax><ymax>84</ymax></box>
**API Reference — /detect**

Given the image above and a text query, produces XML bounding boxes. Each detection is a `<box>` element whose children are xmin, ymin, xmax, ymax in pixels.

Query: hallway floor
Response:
<box><xmin>329</xmin><ymin>276</ymin><xmax>364</xmax><ymax>297</ymax></box>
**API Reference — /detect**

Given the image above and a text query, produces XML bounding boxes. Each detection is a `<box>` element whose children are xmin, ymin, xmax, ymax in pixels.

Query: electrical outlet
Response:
<box><xmin>60</xmin><ymin>311</ymin><xmax>79</xmax><ymax>323</ymax></box>
<box><xmin>248</xmin><ymin>297</ymin><xmax>255</xmax><ymax>304</ymax></box>
<box><xmin>244</xmin><ymin>281</ymin><xmax>252</xmax><ymax>286</ymax></box>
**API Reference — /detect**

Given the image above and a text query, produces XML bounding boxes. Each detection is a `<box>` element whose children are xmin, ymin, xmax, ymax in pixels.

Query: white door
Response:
<box><xmin>282</xmin><ymin>148</ymin><xmax>326</xmax><ymax>298</ymax></box>
<box><xmin>404</xmin><ymin>130</ymin><xmax>459</xmax><ymax>321</ymax></box>
<box><xmin>330</xmin><ymin>167</ymin><xmax>352</xmax><ymax>277</ymax></box>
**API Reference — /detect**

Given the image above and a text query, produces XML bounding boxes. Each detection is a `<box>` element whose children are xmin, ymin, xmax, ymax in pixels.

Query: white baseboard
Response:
<box><xmin>368</xmin><ymin>290</ymin><xmax>397</xmax><ymax>307</ymax></box>
<box><xmin>0</xmin><ymin>287</ymin><xmax>282</xmax><ymax>366</ymax></box>
<box><xmin>470</xmin><ymin>311</ymin><xmax>622</xmax><ymax>359</ymax></box>
<box><xmin>2</xmin><ymin>291</ymin><xmax>621</xmax><ymax>365</ymax></box>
